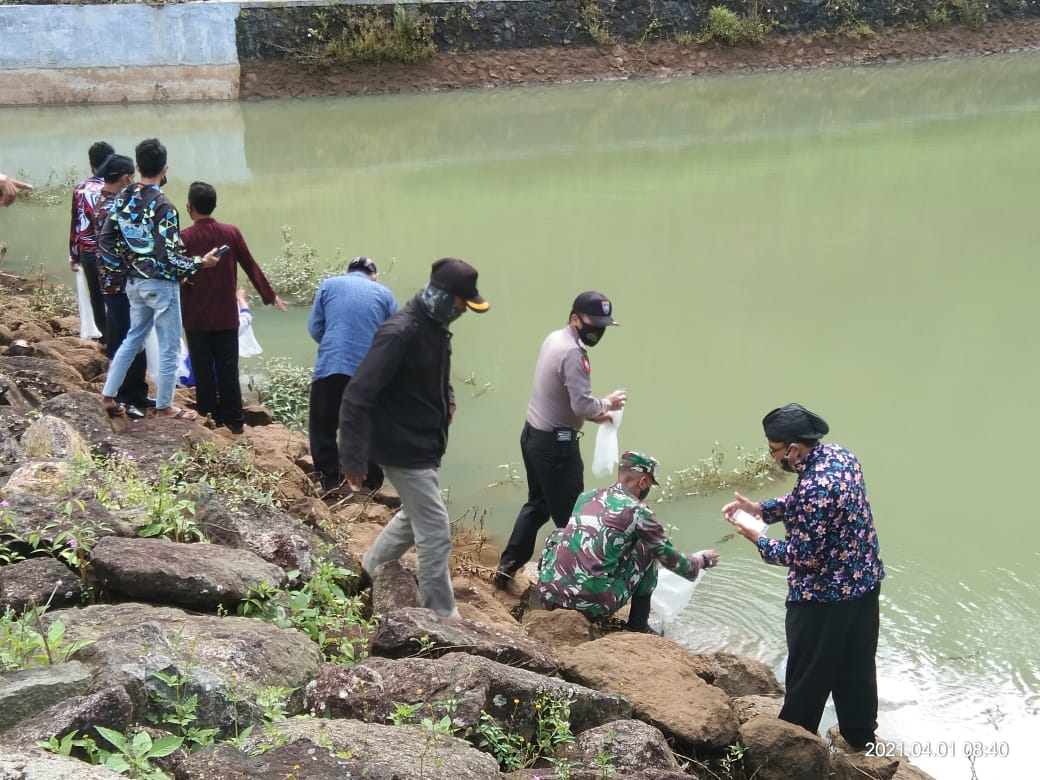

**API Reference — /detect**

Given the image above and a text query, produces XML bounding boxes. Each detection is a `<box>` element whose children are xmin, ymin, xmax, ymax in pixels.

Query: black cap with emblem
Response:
<box><xmin>571</xmin><ymin>291</ymin><xmax>618</xmax><ymax>327</ymax></box>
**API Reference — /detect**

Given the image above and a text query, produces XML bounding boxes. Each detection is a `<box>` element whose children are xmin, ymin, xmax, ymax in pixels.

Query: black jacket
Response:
<box><xmin>338</xmin><ymin>294</ymin><xmax>455</xmax><ymax>472</ymax></box>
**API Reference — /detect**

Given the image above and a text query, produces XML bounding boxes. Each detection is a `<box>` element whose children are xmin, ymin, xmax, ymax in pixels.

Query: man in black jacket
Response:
<box><xmin>339</xmin><ymin>258</ymin><xmax>489</xmax><ymax>618</ymax></box>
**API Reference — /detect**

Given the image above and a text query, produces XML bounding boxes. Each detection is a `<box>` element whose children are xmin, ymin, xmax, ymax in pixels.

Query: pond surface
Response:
<box><xmin>3</xmin><ymin>53</ymin><xmax>1040</xmax><ymax>779</ymax></box>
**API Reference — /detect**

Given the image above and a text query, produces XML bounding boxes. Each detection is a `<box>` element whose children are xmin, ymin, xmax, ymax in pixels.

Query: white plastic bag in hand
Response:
<box><xmin>651</xmin><ymin>566</ymin><xmax>701</xmax><ymax>624</ymax></box>
<box><xmin>75</xmin><ymin>269</ymin><xmax>103</xmax><ymax>340</ymax></box>
<box><xmin>592</xmin><ymin>407</ymin><xmax>624</xmax><ymax>477</ymax></box>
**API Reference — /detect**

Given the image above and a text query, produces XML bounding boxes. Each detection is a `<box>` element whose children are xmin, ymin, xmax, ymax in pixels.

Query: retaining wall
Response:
<box><xmin>1</xmin><ymin>0</ymin><xmax>1038</xmax><ymax>106</ymax></box>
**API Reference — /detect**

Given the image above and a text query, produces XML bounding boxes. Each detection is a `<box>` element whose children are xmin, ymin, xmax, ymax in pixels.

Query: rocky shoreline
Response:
<box><xmin>0</xmin><ymin>286</ymin><xmax>932</xmax><ymax>779</ymax></box>
<box><xmin>240</xmin><ymin>20</ymin><xmax>1040</xmax><ymax>99</ymax></box>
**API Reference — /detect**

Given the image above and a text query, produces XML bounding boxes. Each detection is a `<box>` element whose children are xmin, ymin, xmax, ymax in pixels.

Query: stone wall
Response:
<box><xmin>235</xmin><ymin>0</ymin><xmax>1040</xmax><ymax>62</ymax></box>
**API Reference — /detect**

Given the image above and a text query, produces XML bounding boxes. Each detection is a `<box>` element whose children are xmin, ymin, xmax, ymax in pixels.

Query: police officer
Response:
<box><xmin>494</xmin><ymin>291</ymin><xmax>626</xmax><ymax>589</ymax></box>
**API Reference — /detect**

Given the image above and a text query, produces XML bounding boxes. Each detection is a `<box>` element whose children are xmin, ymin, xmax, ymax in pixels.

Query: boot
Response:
<box><xmin>625</xmin><ymin>594</ymin><xmax>662</xmax><ymax>635</ymax></box>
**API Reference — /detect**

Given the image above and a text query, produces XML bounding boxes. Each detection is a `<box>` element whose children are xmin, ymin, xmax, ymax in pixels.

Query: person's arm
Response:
<box><xmin>235</xmin><ymin>228</ymin><xmax>286</xmax><ymax>310</ymax></box>
<box><xmin>97</xmin><ymin>211</ymin><xmax>121</xmax><ymax>272</ymax></box>
<box><xmin>339</xmin><ymin>321</ymin><xmax>408</xmax><ymax>484</ymax></box>
<box><xmin>635</xmin><ymin>507</ymin><xmax>716</xmax><ymax>579</ymax></box>
<box><xmin>0</xmin><ymin>173</ymin><xmax>31</xmax><ymax>207</ymax></box>
<box><xmin>161</xmin><ymin>204</ymin><xmax>217</xmax><ymax>278</ymax></box>
<box><xmin>560</xmin><ymin>349</ymin><xmax>618</xmax><ymax>421</ymax></box>
<box><xmin>307</xmin><ymin>286</ymin><xmax>326</xmax><ymax>343</ymax></box>
<box><xmin>755</xmin><ymin>479</ymin><xmax>837</xmax><ymax>568</ymax></box>
<box><xmin>68</xmin><ymin>185</ymin><xmax>83</xmax><ymax>268</ymax></box>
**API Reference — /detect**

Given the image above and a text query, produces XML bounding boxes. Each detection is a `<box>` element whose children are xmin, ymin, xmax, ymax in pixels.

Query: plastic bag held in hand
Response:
<box><xmin>75</xmin><ymin>268</ymin><xmax>103</xmax><ymax>340</ymax></box>
<box><xmin>592</xmin><ymin>408</ymin><xmax>624</xmax><ymax>477</ymax></box>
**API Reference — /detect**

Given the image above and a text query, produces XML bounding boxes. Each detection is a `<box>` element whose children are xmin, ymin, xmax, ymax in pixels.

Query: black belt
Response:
<box><xmin>524</xmin><ymin>422</ymin><xmax>581</xmax><ymax>443</ymax></box>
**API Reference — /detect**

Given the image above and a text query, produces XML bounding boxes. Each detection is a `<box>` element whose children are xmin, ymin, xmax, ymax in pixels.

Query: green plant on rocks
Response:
<box><xmin>295</xmin><ymin>5</ymin><xmax>436</xmax><ymax>69</ymax></box>
<box><xmin>698</xmin><ymin>0</ymin><xmax>773</xmax><ymax>46</ymax></box>
<box><xmin>263</xmin><ymin>225</ymin><xmax>338</xmax><ymax>304</ymax></box>
<box><xmin>578</xmin><ymin>0</ymin><xmax>617</xmax><ymax>45</ymax></box>
<box><xmin>0</xmin><ymin>603</ymin><xmax>94</xmax><ymax>671</ymax></box>
<box><xmin>475</xmin><ymin>690</ymin><xmax>576</xmax><ymax>771</ymax></box>
<box><xmin>246</xmin><ymin>356</ymin><xmax>312</xmax><ymax>430</ymax></box>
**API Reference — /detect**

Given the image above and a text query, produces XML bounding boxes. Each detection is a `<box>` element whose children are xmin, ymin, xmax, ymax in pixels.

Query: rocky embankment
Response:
<box><xmin>0</xmin><ymin>285</ymin><xmax>933</xmax><ymax>780</ymax></box>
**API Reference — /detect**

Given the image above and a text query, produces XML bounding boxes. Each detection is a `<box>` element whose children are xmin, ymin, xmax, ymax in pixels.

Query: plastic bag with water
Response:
<box><xmin>651</xmin><ymin>566</ymin><xmax>701</xmax><ymax>624</ymax></box>
<box><xmin>591</xmin><ymin>408</ymin><xmax>624</xmax><ymax>477</ymax></box>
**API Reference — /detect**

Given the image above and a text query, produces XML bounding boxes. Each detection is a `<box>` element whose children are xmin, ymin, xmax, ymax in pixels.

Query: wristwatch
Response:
<box><xmin>701</xmin><ymin>553</ymin><xmax>711</xmax><ymax>569</ymax></box>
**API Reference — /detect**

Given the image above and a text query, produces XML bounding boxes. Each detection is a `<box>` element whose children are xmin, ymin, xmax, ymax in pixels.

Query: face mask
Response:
<box><xmin>420</xmin><ymin>284</ymin><xmax>464</xmax><ymax>325</ymax></box>
<box><xmin>636</xmin><ymin>484</ymin><xmax>651</xmax><ymax>501</ymax></box>
<box><xmin>577</xmin><ymin>323</ymin><xmax>606</xmax><ymax>347</ymax></box>
<box><xmin>159</xmin><ymin>175</ymin><xmax>168</xmax><ymax>187</ymax></box>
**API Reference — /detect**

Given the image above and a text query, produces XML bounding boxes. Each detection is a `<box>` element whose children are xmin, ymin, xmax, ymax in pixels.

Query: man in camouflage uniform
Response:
<box><xmin>536</xmin><ymin>451</ymin><xmax>720</xmax><ymax>634</ymax></box>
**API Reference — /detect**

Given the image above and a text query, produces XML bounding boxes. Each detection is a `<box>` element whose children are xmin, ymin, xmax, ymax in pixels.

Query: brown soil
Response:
<box><xmin>241</xmin><ymin>20</ymin><xmax>1040</xmax><ymax>99</ymax></box>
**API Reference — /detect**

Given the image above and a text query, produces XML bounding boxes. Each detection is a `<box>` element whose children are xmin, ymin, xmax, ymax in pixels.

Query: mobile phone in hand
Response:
<box><xmin>215</xmin><ymin>244</ymin><xmax>231</xmax><ymax>256</ymax></box>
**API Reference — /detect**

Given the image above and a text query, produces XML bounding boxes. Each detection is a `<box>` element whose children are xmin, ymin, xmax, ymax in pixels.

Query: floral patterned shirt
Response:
<box><xmin>757</xmin><ymin>442</ymin><xmax>885</xmax><ymax>603</ymax></box>
<box><xmin>68</xmin><ymin>175</ymin><xmax>104</xmax><ymax>261</ymax></box>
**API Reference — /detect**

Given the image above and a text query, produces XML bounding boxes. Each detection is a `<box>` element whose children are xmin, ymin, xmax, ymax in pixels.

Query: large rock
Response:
<box><xmin>1</xmin><ymin>460</ymin><xmax>78</xmax><ymax>497</ymax></box>
<box><xmin>740</xmin><ymin>715</ymin><xmax>830</xmax><ymax>780</ymax></box>
<box><xmin>371</xmin><ymin>606</ymin><xmax>560</xmax><ymax>674</ymax></box>
<box><xmin>40</xmin><ymin>390</ymin><xmax>120</xmax><ymax>447</ymax></box>
<box><xmin>0</xmin><ymin>355</ymin><xmax>85</xmax><ymax>401</ymax></box>
<box><xmin>179</xmin><ymin>741</ymin><xmax>365</xmax><ymax>779</ymax></box>
<box><xmin>732</xmin><ymin>694</ymin><xmax>784</xmax><ymax>724</ymax></box>
<box><xmin>20</xmin><ymin>415</ymin><xmax>91</xmax><ymax>460</ymax></box>
<box><xmin>37</xmin><ymin>338</ymin><xmax>108</xmax><ymax>381</ymax></box>
<box><xmin>0</xmin><ymin>661</ymin><xmax>91</xmax><ymax>732</ymax></box>
<box><xmin>236</xmin><ymin>424</ymin><xmax>314</xmax><ymax>502</ymax></box>
<box><xmin>0</xmin><ymin>556</ymin><xmax>84</xmax><ymax>612</ymax></box>
<box><xmin>698</xmin><ymin>651</ymin><xmax>784</xmax><ymax>697</ymax></box>
<box><xmin>0</xmin><ymin>369</ymin><xmax>37</xmax><ymax>411</ymax></box>
<box><xmin>186</xmin><ymin>481</ymin><xmax>357</xmax><ymax>579</ymax></box>
<box><xmin>0</xmin><ymin>746</ymin><xmax>125</xmax><ymax>779</ymax></box>
<box><xmin>96</xmin><ymin>416</ymin><xmax>216</xmax><ymax>478</ymax></box>
<box><xmin>0</xmin><ymin>489</ymin><xmax>133</xmax><ymax>552</ymax></box>
<box><xmin>564</xmin><ymin>719</ymin><xmax>679</xmax><ymax>773</ymax></box>
<box><xmin>0</xmin><ymin>686</ymin><xmax>134</xmax><ymax>748</ymax></box>
<box><xmin>0</xmin><ymin>407</ymin><xmax>29</xmax><ymax>464</ymax></box>
<box><xmin>306</xmin><ymin>652</ymin><xmax>631</xmax><ymax>741</ymax></box>
<box><xmin>560</xmin><ymin>633</ymin><xmax>740</xmax><ymax>753</ymax></box>
<box><xmin>522</xmin><ymin>609</ymin><xmax>603</xmax><ymax>650</ymax></box>
<box><xmin>249</xmin><ymin>716</ymin><xmax>503</xmax><ymax>780</ymax></box>
<box><xmin>89</xmin><ymin>536</ymin><xmax>287</xmax><ymax>611</ymax></box>
<box><xmin>370</xmin><ymin>559</ymin><xmax>420</xmax><ymax>615</ymax></box>
<box><xmin>48</xmin><ymin>603</ymin><xmax>322</xmax><ymax>734</ymax></box>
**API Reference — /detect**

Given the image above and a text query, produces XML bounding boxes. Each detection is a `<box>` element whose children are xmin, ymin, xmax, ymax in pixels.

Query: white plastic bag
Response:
<box><xmin>144</xmin><ymin>327</ymin><xmax>160</xmax><ymax>382</ymax></box>
<box><xmin>651</xmin><ymin>566</ymin><xmax>701</xmax><ymax>624</ymax></box>
<box><xmin>591</xmin><ymin>407</ymin><xmax>623</xmax><ymax>477</ymax></box>
<box><xmin>75</xmin><ymin>268</ymin><xmax>103</xmax><ymax>340</ymax></box>
<box><xmin>238</xmin><ymin>322</ymin><xmax>262</xmax><ymax>358</ymax></box>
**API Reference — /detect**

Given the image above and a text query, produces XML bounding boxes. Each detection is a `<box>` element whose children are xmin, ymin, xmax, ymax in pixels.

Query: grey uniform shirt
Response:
<box><xmin>525</xmin><ymin>326</ymin><xmax>608</xmax><ymax>432</ymax></box>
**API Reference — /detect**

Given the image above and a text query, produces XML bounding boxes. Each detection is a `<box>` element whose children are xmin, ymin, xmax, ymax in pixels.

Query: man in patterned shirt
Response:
<box><xmin>722</xmin><ymin>403</ymin><xmax>885</xmax><ymax>750</ymax></box>
<box><xmin>68</xmin><ymin>140</ymin><xmax>114</xmax><ymax>337</ymax></box>
<box><xmin>536</xmin><ymin>451</ymin><xmax>719</xmax><ymax>634</ymax></box>
<box><xmin>97</xmin><ymin>138</ymin><xmax>220</xmax><ymax>420</ymax></box>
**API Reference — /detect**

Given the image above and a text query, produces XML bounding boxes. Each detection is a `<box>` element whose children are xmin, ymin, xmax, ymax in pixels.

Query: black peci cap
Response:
<box><xmin>762</xmin><ymin>403</ymin><xmax>830</xmax><ymax>443</ymax></box>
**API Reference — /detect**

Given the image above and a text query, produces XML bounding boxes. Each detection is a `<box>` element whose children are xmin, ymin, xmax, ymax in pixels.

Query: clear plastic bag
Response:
<box><xmin>591</xmin><ymin>408</ymin><xmax>623</xmax><ymax>477</ymax></box>
<box><xmin>651</xmin><ymin>566</ymin><xmax>701</xmax><ymax>624</ymax></box>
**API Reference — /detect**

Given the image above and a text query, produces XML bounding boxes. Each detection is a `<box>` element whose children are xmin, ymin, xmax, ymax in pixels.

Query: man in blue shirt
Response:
<box><xmin>307</xmin><ymin>257</ymin><xmax>398</xmax><ymax>493</ymax></box>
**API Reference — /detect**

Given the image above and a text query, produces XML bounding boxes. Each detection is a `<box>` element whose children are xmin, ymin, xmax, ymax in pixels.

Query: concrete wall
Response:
<box><xmin>0</xmin><ymin>2</ymin><xmax>241</xmax><ymax>105</ymax></box>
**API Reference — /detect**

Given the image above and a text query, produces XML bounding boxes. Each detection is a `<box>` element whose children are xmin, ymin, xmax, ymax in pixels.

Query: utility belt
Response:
<box><xmin>523</xmin><ymin>421</ymin><xmax>582</xmax><ymax>444</ymax></box>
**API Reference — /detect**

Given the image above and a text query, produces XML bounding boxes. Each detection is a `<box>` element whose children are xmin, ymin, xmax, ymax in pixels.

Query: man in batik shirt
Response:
<box><xmin>723</xmin><ymin>402</ymin><xmax>885</xmax><ymax>750</ymax></box>
<box><xmin>536</xmin><ymin>451</ymin><xmax>719</xmax><ymax>634</ymax></box>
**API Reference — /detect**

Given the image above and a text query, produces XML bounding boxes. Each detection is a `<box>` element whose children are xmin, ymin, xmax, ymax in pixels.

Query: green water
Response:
<box><xmin>3</xmin><ymin>53</ymin><xmax>1040</xmax><ymax>778</ymax></box>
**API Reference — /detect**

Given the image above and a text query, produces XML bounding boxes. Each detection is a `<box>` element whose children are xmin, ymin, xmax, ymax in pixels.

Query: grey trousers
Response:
<box><xmin>362</xmin><ymin>465</ymin><xmax>459</xmax><ymax>619</ymax></box>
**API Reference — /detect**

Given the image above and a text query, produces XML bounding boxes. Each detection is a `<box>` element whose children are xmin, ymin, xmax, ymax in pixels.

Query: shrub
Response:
<box><xmin>246</xmin><ymin>357</ymin><xmax>312</xmax><ymax>430</ymax></box>
<box><xmin>698</xmin><ymin>2</ymin><xmax>773</xmax><ymax>47</ymax></box>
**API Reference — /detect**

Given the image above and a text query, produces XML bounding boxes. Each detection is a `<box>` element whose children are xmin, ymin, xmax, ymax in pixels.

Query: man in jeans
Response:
<box><xmin>69</xmin><ymin>140</ymin><xmax>114</xmax><ymax>337</ymax></box>
<box><xmin>339</xmin><ymin>258</ymin><xmax>489</xmax><ymax>618</ymax></box>
<box><xmin>181</xmin><ymin>181</ymin><xmax>286</xmax><ymax>433</ymax></box>
<box><xmin>98</xmin><ymin>138</ymin><xmax>219</xmax><ymax>420</ymax></box>
<box><xmin>308</xmin><ymin>256</ymin><xmax>398</xmax><ymax>493</ymax></box>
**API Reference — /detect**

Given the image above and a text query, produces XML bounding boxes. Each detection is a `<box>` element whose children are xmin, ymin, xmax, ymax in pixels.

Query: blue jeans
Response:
<box><xmin>102</xmin><ymin>277</ymin><xmax>182</xmax><ymax>409</ymax></box>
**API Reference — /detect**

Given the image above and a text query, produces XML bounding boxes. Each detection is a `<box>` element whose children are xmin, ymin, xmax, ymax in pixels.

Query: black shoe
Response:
<box><xmin>493</xmin><ymin>568</ymin><xmax>514</xmax><ymax>591</ymax></box>
<box><xmin>625</xmin><ymin>623</ymin><xmax>663</xmax><ymax>636</ymax></box>
<box><xmin>123</xmin><ymin>404</ymin><xmax>145</xmax><ymax>420</ymax></box>
<box><xmin>140</xmin><ymin>397</ymin><xmax>157</xmax><ymax>408</ymax></box>
<box><xmin>356</xmin><ymin>569</ymin><xmax>372</xmax><ymax>592</ymax></box>
<box><xmin>225</xmin><ymin>424</ymin><xmax>244</xmax><ymax>435</ymax></box>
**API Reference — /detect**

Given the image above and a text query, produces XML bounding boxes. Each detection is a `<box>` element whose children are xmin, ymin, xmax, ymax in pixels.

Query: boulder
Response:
<box><xmin>698</xmin><ymin>651</ymin><xmax>784</xmax><ymax>697</ymax></box>
<box><xmin>522</xmin><ymin>609</ymin><xmax>603</xmax><ymax>650</ymax></box>
<box><xmin>20</xmin><ymin>414</ymin><xmax>91</xmax><ymax>460</ymax></box>
<box><xmin>37</xmin><ymin>339</ymin><xmax>106</xmax><ymax>381</ymax></box>
<box><xmin>0</xmin><ymin>661</ymin><xmax>91</xmax><ymax>732</ymax></box>
<box><xmin>0</xmin><ymin>686</ymin><xmax>134</xmax><ymax>748</ymax></box>
<box><xmin>97</xmin><ymin>416</ymin><xmax>216</xmax><ymax>478</ymax></box>
<box><xmin>179</xmin><ymin>741</ymin><xmax>366</xmax><ymax>779</ymax></box>
<box><xmin>48</xmin><ymin>603</ymin><xmax>321</xmax><ymax>734</ymax></box>
<box><xmin>740</xmin><ymin>715</ymin><xmax>830</xmax><ymax>780</ymax></box>
<box><xmin>247</xmin><ymin>716</ymin><xmax>503</xmax><ymax>780</ymax></box>
<box><xmin>11</xmin><ymin>320</ymin><xmax>54</xmax><ymax>344</ymax></box>
<box><xmin>305</xmin><ymin>652</ymin><xmax>631</xmax><ymax>740</ymax></box>
<box><xmin>370</xmin><ymin>559</ymin><xmax>421</xmax><ymax>616</ymax></box>
<box><xmin>0</xmin><ymin>355</ymin><xmax>85</xmax><ymax>400</ymax></box>
<box><xmin>453</xmin><ymin>572</ymin><xmax>524</xmax><ymax>630</ymax></box>
<box><xmin>732</xmin><ymin>694</ymin><xmax>784</xmax><ymax>724</ymax></box>
<box><xmin>371</xmin><ymin>607</ymin><xmax>560</xmax><ymax>674</ymax></box>
<box><xmin>560</xmin><ymin>633</ymin><xmax>740</xmax><ymax>753</ymax></box>
<box><xmin>0</xmin><ymin>369</ymin><xmax>37</xmax><ymax>411</ymax></box>
<box><xmin>0</xmin><ymin>746</ymin><xmax>125</xmax><ymax>779</ymax></box>
<box><xmin>0</xmin><ymin>489</ymin><xmax>131</xmax><ymax>552</ymax></box>
<box><xmin>89</xmin><ymin>536</ymin><xmax>287</xmax><ymax>611</ymax></box>
<box><xmin>241</xmin><ymin>404</ymin><xmax>274</xmax><ymax>426</ymax></box>
<box><xmin>40</xmin><ymin>391</ymin><xmax>120</xmax><ymax>446</ymax></box>
<box><xmin>236</xmin><ymin>423</ymin><xmax>314</xmax><ymax>502</ymax></box>
<box><xmin>1</xmin><ymin>460</ymin><xmax>78</xmax><ymax>497</ymax></box>
<box><xmin>0</xmin><ymin>556</ymin><xmax>84</xmax><ymax>612</ymax></box>
<box><xmin>564</xmin><ymin>719</ymin><xmax>679</xmax><ymax>773</ymax></box>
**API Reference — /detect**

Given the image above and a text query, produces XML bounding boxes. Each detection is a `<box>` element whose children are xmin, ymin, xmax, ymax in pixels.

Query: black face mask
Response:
<box><xmin>636</xmin><ymin>482</ymin><xmax>651</xmax><ymax>501</ymax></box>
<box><xmin>779</xmin><ymin>445</ymin><xmax>802</xmax><ymax>474</ymax></box>
<box><xmin>578</xmin><ymin>323</ymin><xmax>606</xmax><ymax>347</ymax></box>
<box><xmin>159</xmin><ymin>174</ymin><xmax>168</xmax><ymax>187</ymax></box>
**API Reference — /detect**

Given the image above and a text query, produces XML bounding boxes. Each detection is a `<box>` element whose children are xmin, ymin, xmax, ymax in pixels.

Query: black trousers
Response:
<box><xmin>79</xmin><ymin>250</ymin><xmax>107</xmax><ymax>337</ymax></box>
<box><xmin>308</xmin><ymin>373</ymin><xmax>383</xmax><ymax>491</ymax></box>
<box><xmin>184</xmin><ymin>329</ymin><xmax>243</xmax><ymax>428</ymax></box>
<box><xmin>102</xmin><ymin>291</ymin><xmax>148</xmax><ymax>406</ymax></box>
<box><xmin>497</xmin><ymin>422</ymin><xmax>584</xmax><ymax>574</ymax></box>
<box><xmin>780</xmin><ymin>586</ymin><xmax>880</xmax><ymax>748</ymax></box>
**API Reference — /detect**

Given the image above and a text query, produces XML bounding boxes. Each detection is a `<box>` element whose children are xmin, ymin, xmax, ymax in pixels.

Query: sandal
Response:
<box><xmin>104</xmin><ymin>401</ymin><xmax>127</xmax><ymax>418</ymax></box>
<box><xmin>157</xmin><ymin>406</ymin><xmax>199</xmax><ymax>421</ymax></box>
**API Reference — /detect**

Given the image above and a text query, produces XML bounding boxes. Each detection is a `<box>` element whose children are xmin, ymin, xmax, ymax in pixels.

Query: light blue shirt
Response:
<box><xmin>308</xmin><ymin>271</ymin><xmax>398</xmax><ymax>381</ymax></box>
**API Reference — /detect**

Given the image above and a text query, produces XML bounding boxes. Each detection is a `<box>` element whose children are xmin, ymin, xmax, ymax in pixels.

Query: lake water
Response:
<box><xmin>3</xmin><ymin>52</ymin><xmax>1040</xmax><ymax>779</ymax></box>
